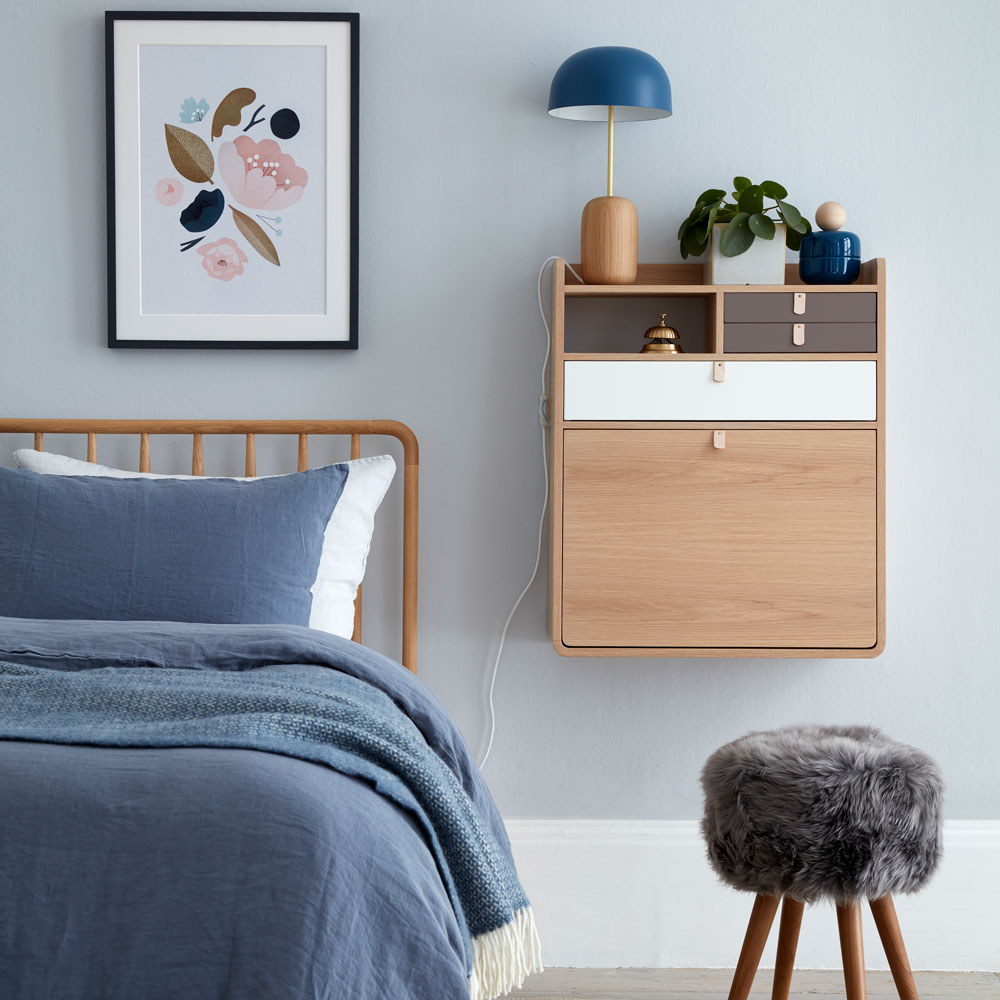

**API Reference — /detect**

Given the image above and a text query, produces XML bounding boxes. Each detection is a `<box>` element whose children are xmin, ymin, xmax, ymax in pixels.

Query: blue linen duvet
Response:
<box><xmin>0</xmin><ymin>618</ymin><xmax>540</xmax><ymax>1000</ymax></box>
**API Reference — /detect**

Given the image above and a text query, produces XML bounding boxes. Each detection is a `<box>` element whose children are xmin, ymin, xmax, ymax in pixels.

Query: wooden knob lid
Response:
<box><xmin>816</xmin><ymin>201</ymin><xmax>847</xmax><ymax>231</ymax></box>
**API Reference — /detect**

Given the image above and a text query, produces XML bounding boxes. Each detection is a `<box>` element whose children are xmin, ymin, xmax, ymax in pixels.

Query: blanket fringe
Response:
<box><xmin>468</xmin><ymin>905</ymin><xmax>542</xmax><ymax>1000</ymax></box>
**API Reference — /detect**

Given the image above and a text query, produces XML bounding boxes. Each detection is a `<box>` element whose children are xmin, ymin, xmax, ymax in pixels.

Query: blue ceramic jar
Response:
<box><xmin>798</xmin><ymin>201</ymin><xmax>861</xmax><ymax>284</ymax></box>
<box><xmin>799</xmin><ymin>229</ymin><xmax>861</xmax><ymax>284</ymax></box>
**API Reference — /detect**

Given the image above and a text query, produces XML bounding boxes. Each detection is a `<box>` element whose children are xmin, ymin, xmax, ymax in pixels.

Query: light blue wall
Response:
<box><xmin>2</xmin><ymin>0</ymin><xmax>997</xmax><ymax>819</ymax></box>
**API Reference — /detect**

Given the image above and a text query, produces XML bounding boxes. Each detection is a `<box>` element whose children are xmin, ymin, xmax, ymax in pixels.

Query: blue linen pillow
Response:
<box><xmin>0</xmin><ymin>464</ymin><xmax>348</xmax><ymax>625</ymax></box>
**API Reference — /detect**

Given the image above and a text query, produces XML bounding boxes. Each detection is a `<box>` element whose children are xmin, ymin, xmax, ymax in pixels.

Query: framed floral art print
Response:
<box><xmin>106</xmin><ymin>12</ymin><xmax>359</xmax><ymax>349</ymax></box>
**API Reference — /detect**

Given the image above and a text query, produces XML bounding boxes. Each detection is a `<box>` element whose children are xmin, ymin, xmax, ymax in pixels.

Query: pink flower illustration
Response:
<box><xmin>155</xmin><ymin>177</ymin><xmax>184</xmax><ymax>206</ymax></box>
<box><xmin>197</xmin><ymin>238</ymin><xmax>248</xmax><ymax>281</ymax></box>
<box><xmin>218</xmin><ymin>135</ymin><xmax>308</xmax><ymax>211</ymax></box>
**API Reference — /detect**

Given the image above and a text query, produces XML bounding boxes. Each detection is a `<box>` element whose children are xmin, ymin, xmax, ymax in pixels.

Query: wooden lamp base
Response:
<box><xmin>580</xmin><ymin>195</ymin><xmax>638</xmax><ymax>284</ymax></box>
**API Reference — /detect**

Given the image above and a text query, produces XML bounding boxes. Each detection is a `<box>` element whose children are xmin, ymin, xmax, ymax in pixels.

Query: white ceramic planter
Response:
<box><xmin>707</xmin><ymin>222</ymin><xmax>786</xmax><ymax>284</ymax></box>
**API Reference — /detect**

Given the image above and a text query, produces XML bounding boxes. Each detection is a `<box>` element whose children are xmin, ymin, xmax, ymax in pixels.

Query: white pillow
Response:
<box><xmin>13</xmin><ymin>448</ymin><xmax>395</xmax><ymax>640</ymax></box>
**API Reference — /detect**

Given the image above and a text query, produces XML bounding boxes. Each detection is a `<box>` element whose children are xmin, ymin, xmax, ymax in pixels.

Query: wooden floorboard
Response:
<box><xmin>517</xmin><ymin>968</ymin><xmax>1000</xmax><ymax>998</ymax></box>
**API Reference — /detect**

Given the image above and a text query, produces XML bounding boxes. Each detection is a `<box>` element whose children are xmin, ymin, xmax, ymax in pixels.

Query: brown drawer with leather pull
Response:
<box><xmin>724</xmin><ymin>291</ymin><xmax>876</xmax><ymax>323</ymax></box>
<box><xmin>724</xmin><ymin>321</ymin><xmax>876</xmax><ymax>353</ymax></box>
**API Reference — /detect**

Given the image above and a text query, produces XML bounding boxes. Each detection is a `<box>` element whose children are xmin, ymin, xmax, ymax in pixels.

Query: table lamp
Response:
<box><xmin>548</xmin><ymin>46</ymin><xmax>672</xmax><ymax>284</ymax></box>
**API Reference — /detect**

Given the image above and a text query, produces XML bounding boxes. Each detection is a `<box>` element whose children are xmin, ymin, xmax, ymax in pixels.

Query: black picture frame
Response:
<box><xmin>106</xmin><ymin>11</ymin><xmax>359</xmax><ymax>349</ymax></box>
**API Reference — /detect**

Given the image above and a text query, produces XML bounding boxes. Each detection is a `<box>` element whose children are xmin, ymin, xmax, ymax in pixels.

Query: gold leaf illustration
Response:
<box><xmin>211</xmin><ymin>88</ymin><xmax>257</xmax><ymax>141</ymax></box>
<box><xmin>164</xmin><ymin>125</ymin><xmax>214</xmax><ymax>185</ymax></box>
<box><xmin>230</xmin><ymin>207</ymin><xmax>280</xmax><ymax>266</ymax></box>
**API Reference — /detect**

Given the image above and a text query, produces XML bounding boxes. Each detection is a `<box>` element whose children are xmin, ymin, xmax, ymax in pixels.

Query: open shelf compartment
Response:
<box><xmin>564</xmin><ymin>294</ymin><xmax>718</xmax><ymax>355</ymax></box>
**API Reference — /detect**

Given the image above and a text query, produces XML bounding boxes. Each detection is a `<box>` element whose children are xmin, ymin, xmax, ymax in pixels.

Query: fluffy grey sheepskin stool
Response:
<box><xmin>701</xmin><ymin>725</ymin><xmax>943</xmax><ymax>1000</ymax></box>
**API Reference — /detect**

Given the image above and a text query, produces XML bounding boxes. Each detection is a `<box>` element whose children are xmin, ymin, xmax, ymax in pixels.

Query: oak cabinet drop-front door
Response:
<box><xmin>560</xmin><ymin>429</ymin><xmax>877</xmax><ymax>651</ymax></box>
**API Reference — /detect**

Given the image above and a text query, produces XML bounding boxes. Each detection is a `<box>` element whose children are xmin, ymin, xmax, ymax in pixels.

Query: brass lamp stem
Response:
<box><xmin>607</xmin><ymin>104</ymin><xmax>614</xmax><ymax>197</ymax></box>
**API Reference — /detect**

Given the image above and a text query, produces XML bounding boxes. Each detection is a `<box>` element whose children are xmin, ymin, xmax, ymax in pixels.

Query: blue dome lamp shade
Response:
<box><xmin>548</xmin><ymin>46</ymin><xmax>672</xmax><ymax>284</ymax></box>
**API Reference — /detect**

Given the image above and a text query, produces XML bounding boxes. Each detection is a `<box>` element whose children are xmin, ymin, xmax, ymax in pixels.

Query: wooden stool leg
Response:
<box><xmin>770</xmin><ymin>897</ymin><xmax>805</xmax><ymax>1000</ymax></box>
<box><xmin>870</xmin><ymin>896</ymin><xmax>919</xmax><ymax>1000</ymax></box>
<box><xmin>836</xmin><ymin>900</ymin><xmax>868</xmax><ymax>1000</ymax></box>
<box><xmin>727</xmin><ymin>894</ymin><xmax>780</xmax><ymax>1000</ymax></box>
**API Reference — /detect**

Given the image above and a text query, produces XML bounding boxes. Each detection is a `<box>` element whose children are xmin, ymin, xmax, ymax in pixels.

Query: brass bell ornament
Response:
<box><xmin>641</xmin><ymin>313</ymin><xmax>683</xmax><ymax>354</ymax></box>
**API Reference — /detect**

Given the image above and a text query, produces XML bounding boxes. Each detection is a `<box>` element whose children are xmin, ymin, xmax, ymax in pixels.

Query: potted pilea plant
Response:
<box><xmin>678</xmin><ymin>177</ymin><xmax>811</xmax><ymax>284</ymax></box>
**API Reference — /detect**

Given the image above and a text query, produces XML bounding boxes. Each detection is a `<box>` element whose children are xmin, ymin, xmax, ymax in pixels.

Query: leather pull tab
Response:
<box><xmin>793</xmin><ymin>292</ymin><xmax>806</xmax><ymax>315</ymax></box>
<box><xmin>713</xmin><ymin>361</ymin><xmax>726</xmax><ymax>382</ymax></box>
<box><xmin>793</xmin><ymin>323</ymin><xmax>805</xmax><ymax>346</ymax></box>
<box><xmin>713</xmin><ymin>430</ymin><xmax>726</xmax><ymax>449</ymax></box>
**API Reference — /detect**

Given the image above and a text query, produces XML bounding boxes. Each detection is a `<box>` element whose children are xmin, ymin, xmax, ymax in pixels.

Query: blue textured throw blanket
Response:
<box><xmin>0</xmin><ymin>619</ymin><xmax>540</xmax><ymax>1000</ymax></box>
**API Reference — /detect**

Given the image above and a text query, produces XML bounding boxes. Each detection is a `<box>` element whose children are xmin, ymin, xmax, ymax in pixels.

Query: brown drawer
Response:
<box><xmin>724</xmin><ymin>291</ymin><xmax>876</xmax><ymax>323</ymax></box>
<box><xmin>724</xmin><ymin>322</ymin><xmax>876</xmax><ymax>353</ymax></box>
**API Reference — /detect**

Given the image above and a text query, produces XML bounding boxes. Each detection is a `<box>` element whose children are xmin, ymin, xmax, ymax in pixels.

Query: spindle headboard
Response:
<box><xmin>0</xmin><ymin>419</ymin><xmax>419</xmax><ymax>673</ymax></box>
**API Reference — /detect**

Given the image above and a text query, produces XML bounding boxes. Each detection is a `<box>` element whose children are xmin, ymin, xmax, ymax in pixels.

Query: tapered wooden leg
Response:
<box><xmin>770</xmin><ymin>897</ymin><xmax>805</xmax><ymax>1000</ymax></box>
<box><xmin>836</xmin><ymin>900</ymin><xmax>868</xmax><ymax>1000</ymax></box>
<box><xmin>727</xmin><ymin>894</ymin><xmax>780</xmax><ymax>1000</ymax></box>
<box><xmin>870</xmin><ymin>896</ymin><xmax>919</xmax><ymax>1000</ymax></box>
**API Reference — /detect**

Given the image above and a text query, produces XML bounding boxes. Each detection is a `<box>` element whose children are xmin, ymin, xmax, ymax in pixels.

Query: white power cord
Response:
<box><xmin>478</xmin><ymin>257</ymin><xmax>581</xmax><ymax>770</ymax></box>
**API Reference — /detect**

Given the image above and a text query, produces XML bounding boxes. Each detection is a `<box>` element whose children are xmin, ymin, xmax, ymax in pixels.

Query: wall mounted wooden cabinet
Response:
<box><xmin>548</xmin><ymin>260</ymin><xmax>886</xmax><ymax>658</ymax></box>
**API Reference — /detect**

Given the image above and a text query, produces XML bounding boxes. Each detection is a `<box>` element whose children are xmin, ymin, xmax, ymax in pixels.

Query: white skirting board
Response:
<box><xmin>506</xmin><ymin>819</ymin><xmax>1000</xmax><ymax>972</ymax></box>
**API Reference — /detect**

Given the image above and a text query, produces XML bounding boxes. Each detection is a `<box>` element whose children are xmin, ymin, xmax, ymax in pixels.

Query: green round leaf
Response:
<box><xmin>682</xmin><ymin>224</ymin><xmax>709</xmax><ymax>259</ymax></box>
<box><xmin>777</xmin><ymin>208</ymin><xmax>809</xmax><ymax>234</ymax></box>
<box><xmin>733</xmin><ymin>176</ymin><xmax>751</xmax><ymax>192</ymax></box>
<box><xmin>775</xmin><ymin>199</ymin><xmax>802</xmax><ymax>228</ymax></box>
<box><xmin>683</xmin><ymin>197</ymin><xmax>725</xmax><ymax>238</ymax></box>
<box><xmin>687</xmin><ymin>201</ymin><xmax>710</xmax><ymax>224</ymax></box>
<box><xmin>785</xmin><ymin>225</ymin><xmax>805</xmax><ymax>251</ymax></box>
<box><xmin>760</xmin><ymin>180</ymin><xmax>788</xmax><ymax>200</ymax></box>
<box><xmin>737</xmin><ymin>185</ymin><xmax>764</xmax><ymax>216</ymax></box>
<box><xmin>696</xmin><ymin>188</ymin><xmax>726</xmax><ymax>206</ymax></box>
<box><xmin>705</xmin><ymin>202</ymin><xmax>722</xmax><ymax>238</ymax></box>
<box><xmin>719</xmin><ymin>213</ymin><xmax>754</xmax><ymax>256</ymax></box>
<box><xmin>748</xmin><ymin>213</ymin><xmax>776</xmax><ymax>239</ymax></box>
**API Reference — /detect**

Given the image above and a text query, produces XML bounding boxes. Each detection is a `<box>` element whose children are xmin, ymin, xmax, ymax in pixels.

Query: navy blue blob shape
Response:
<box><xmin>270</xmin><ymin>108</ymin><xmax>300</xmax><ymax>140</ymax></box>
<box><xmin>179</xmin><ymin>189</ymin><xmax>225</xmax><ymax>233</ymax></box>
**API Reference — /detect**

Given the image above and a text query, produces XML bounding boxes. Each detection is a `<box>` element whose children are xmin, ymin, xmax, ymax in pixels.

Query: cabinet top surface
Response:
<box><xmin>561</xmin><ymin>259</ymin><xmax>884</xmax><ymax>296</ymax></box>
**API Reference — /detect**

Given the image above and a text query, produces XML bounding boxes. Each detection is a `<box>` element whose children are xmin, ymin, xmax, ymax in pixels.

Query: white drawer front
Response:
<box><xmin>563</xmin><ymin>360</ymin><xmax>876</xmax><ymax>421</ymax></box>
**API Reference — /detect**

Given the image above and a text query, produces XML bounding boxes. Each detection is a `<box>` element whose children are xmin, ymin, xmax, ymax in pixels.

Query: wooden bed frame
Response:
<box><xmin>0</xmin><ymin>419</ymin><xmax>419</xmax><ymax>673</ymax></box>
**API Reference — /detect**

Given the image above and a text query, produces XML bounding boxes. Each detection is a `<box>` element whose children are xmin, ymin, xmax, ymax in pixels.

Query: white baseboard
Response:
<box><xmin>506</xmin><ymin>819</ymin><xmax>1000</xmax><ymax>971</ymax></box>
